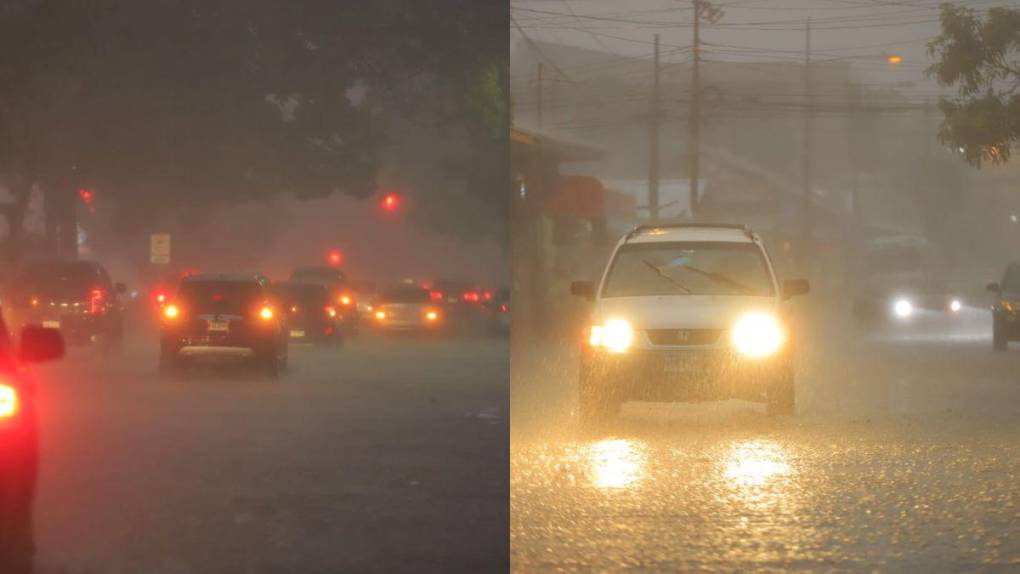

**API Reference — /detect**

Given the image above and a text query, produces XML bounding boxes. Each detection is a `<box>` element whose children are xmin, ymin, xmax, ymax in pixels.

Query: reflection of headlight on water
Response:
<box><xmin>949</xmin><ymin>299</ymin><xmax>962</xmax><ymax>313</ymax></box>
<box><xmin>892</xmin><ymin>298</ymin><xmax>913</xmax><ymax>318</ymax></box>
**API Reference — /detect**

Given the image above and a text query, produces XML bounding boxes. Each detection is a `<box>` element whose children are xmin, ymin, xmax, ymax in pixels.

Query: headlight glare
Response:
<box><xmin>893</xmin><ymin>298</ymin><xmax>913</xmax><ymax>318</ymax></box>
<box><xmin>589</xmin><ymin>319</ymin><xmax>633</xmax><ymax>353</ymax></box>
<box><xmin>731</xmin><ymin>312</ymin><xmax>784</xmax><ymax>358</ymax></box>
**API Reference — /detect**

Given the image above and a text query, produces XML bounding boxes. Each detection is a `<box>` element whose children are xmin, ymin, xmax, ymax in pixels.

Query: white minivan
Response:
<box><xmin>570</xmin><ymin>223</ymin><xmax>809</xmax><ymax>428</ymax></box>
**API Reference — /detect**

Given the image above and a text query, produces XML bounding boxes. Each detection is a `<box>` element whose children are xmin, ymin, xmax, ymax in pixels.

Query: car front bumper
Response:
<box><xmin>582</xmin><ymin>347</ymin><xmax>790</xmax><ymax>403</ymax></box>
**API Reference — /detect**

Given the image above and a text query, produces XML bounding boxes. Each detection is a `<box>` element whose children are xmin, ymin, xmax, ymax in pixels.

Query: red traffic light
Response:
<box><xmin>78</xmin><ymin>188</ymin><xmax>95</xmax><ymax>205</ymax></box>
<box><xmin>327</xmin><ymin>250</ymin><xmax>344</xmax><ymax>266</ymax></box>
<box><xmin>381</xmin><ymin>192</ymin><xmax>400</xmax><ymax>211</ymax></box>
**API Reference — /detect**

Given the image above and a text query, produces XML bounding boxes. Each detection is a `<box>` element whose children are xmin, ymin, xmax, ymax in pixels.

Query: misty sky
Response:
<box><xmin>511</xmin><ymin>0</ymin><xmax>1020</xmax><ymax>103</ymax></box>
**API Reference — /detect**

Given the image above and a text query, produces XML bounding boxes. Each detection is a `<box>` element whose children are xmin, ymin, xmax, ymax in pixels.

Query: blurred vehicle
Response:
<box><xmin>485</xmin><ymin>288</ymin><xmax>510</xmax><ymax>335</ymax></box>
<box><xmin>290</xmin><ymin>266</ymin><xmax>359</xmax><ymax>335</ymax></box>
<box><xmin>371</xmin><ymin>285</ymin><xmax>444</xmax><ymax>333</ymax></box>
<box><xmin>7</xmin><ymin>260</ymin><xmax>126</xmax><ymax>350</ymax></box>
<box><xmin>0</xmin><ymin>314</ymin><xmax>64</xmax><ymax>572</ymax></box>
<box><xmin>159</xmin><ymin>273</ymin><xmax>287</xmax><ymax>378</ymax></box>
<box><xmin>570</xmin><ymin>223</ymin><xmax>809</xmax><ymax>428</ymax></box>
<box><xmin>429</xmin><ymin>279</ymin><xmax>487</xmax><ymax>330</ymax></box>
<box><xmin>851</xmin><ymin>236</ymin><xmax>963</xmax><ymax>327</ymax></box>
<box><xmin>272</xmin><ymin>282</ymin><xmax>343</xmax><ymax>345</ymax></box>
<box><xmin>351</xmin><ymin>279</ymin><xmax>378</xmax><ymax>322</ymax></box>
<box><xmin>987</xmin><ymin>262</ymin><xmax>1020</xmax><ymax>351</ymax></box>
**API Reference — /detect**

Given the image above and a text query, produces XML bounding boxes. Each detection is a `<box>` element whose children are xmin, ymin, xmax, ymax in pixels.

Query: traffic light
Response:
<box><xmin>381</xmin><ymin>192</ymin><xmax>400</xmax><ymax>212</ymax></box>
<box><xmin>327</xmin><ymin>249</ymin><xmax>344</xmax><ymax>266</ymax></box>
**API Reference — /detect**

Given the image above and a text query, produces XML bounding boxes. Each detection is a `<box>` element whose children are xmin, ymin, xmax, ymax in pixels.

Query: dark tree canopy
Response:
<box><xmin>928</xmin><ymin>3</ymin><xmax>1020</xmax><ymax>166</ymax></box>
<box><xmin>0</xmin><ymin>0</ymin><xmax>507</xmax><ymax>242</ymax></box>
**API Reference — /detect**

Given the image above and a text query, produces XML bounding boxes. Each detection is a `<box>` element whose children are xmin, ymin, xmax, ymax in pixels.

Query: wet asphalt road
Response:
<box><xmin>511</xmin><ymin>306</ymin><xmax>1020</xmax><ymax>573</ymax></box>
<box><xmin>30</xmin><ymin>329</ymin><xmax>509</xmax><ymax>574</ymax></box>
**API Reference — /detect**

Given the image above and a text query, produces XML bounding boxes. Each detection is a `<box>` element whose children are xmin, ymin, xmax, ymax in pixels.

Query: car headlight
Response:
<box><xmin>949</xmin><ymin>299</ymin><xmax>962</xmax><ymax>313</ymax></box>
<box><xmin>731</xmin><ymin>312</ymin><xmax>784</xmax><ymax>358</ymax></box>
<box><xmin>1002</xmin><ymin>301</ymin><xmax>1015</xmax><ymax>315</ymax></box>
<box><xmin>892</xmin><ymin>298</ymin><xmax>913</xmax><ymax>318</ymax></box>
<box><xmin>589</xmin><ymin>318</ymin><xmax>633</xmax><ymax>353</ymax></box>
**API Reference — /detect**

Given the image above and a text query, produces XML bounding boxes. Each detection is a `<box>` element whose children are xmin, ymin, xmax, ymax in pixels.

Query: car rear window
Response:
<box><xmin>291</xmin><ymin>268</ymin><xmax>346</xmax><ymax>284</ymax></box>
<box><xmin>178</xmin><ymin>281</ymin><xmax>264</xmax><ymax>315</ymax></box>
<box><xmin>274</xmin><ymin>284</ymin><xmax>330</xmax><ymax>305</ymax></box>
<box><xmin>378</xmin><ymin>287</ymin><xmax>431</xmax><ymax>303</ymax></box>
<box><xmin>14</xmin><ymin>263</ymin><xmax>101</xmax><ymax>300</ymax></box>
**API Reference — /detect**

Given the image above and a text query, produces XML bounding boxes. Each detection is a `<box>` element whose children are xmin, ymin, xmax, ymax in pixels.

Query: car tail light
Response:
<box><xmin>30</xmin><ymin>296</ymin><xmax>40</xmax><ymax>307</ymax></box>
<box><xmin>326</xmin><ymin>307</ymin><xmax>337</xmax><ymax>318</ymax></box>
<box><xmin>375</xmin><ymin>310</ymin><xmax>386</xmax><ymax>320</ymax></box>
<box><xmin>499</xmin><ymin>303</ymin><xmax>509</xmax><ymax>313</ymax></box>
<box><xmin>0</xmin><ymin>384</ymin><xmax>19</xmax><ymax>419</ymax></box>
<box><xmin>430</xmin><ymin>291</ymin><xmax>443</xmax><ymax>301</ymax></box>
<box><xmin>483</xmin><ymin>291</ymin><xmax>493</xmax><ymax>301</ymax></box>
<box><xmin>425</xmin><ymin>309</ymin><xmax>439</xmax><ymax>321</ymax></box>
<box><xmin>164</xmin><ymin>304</ymin><xmax>180</xmax><ymax>319</ymax></box>
<box><xmin>339</xmin><ymin>293</ymin><xmax>353</xmax><ymax>306</ymax></box>
<box><xmin>463</xmin><ymin>291</ymin><xmax>480</xmax><ymax>303</ymax></box>
<box><xmin>90</xmin><ymin>288</ymin><xmax>105</xmax><ymax>314</ymax></box>
<box><xmin>259</xmin><ymin>306</ymin><xmax>274</xmax><ymax>320</ymax></box>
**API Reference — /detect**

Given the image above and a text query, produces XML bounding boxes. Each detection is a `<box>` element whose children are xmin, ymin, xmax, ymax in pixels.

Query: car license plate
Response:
<box><xmin>290</xmin><ymin>330</ymin><xmax>305</xmax><ymax>338</ymax></box>
<box><xmin>207</xmin><ymin>320</ymin><xmax>229</xmax><ymax>332</ymax></box>
<box><xmin>447</xmin><ymin>297</ymin><xmax>458</xmax><ymax>303</ymax></box>
<box><xmin>42</xmin><ymin>320</ymin><xmax>60</xmax><ymax>329</ymax></box>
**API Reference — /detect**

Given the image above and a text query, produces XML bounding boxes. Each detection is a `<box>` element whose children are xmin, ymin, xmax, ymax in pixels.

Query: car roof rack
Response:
<box><xmin>625</xmin><ymin>222</ymin><xmax>753</xmax><ymax>240</ymax></box>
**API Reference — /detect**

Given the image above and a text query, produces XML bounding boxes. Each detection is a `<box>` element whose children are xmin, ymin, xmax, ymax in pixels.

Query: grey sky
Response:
<box><xmin>511</xmin><ymin>0</ymin><xmax>1020</xmax><ymax>102</ymax></box>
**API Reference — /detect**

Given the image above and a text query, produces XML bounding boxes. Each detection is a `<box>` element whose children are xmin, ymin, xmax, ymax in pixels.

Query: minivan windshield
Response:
<box><xmin>601</xmin><ymin>242</ymin><xmax>774</xmax><ymax>297</ymax></box>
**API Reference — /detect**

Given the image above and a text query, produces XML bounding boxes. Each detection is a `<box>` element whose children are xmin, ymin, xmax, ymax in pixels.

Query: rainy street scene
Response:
<box><xmin>510</xmin><ymin>1</ymin><xmax>1020</xmax><ymax>572</ymax></box>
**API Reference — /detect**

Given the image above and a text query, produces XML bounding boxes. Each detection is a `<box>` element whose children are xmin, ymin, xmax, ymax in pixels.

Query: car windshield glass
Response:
<box><xmin>378</xmin><ymin>287</ymin><xmax>431</xmax><ymax>303</ymax></box>
<box><xmin>602</xmin><ymin>242</ymin><xmax>774</xmax><ymax>297</ymax></box>
<box><xmin>14</xmin><ymin>263</ymin><xmax>99</xmax><ymax>299</ymax></box>
<box><xmin>178</xmin><ymin>281</ymin><xmax>263</xmax><ymax>315</ymax></box>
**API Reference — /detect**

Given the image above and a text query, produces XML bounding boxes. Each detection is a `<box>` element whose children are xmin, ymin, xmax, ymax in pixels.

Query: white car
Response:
<box><xmin>570</xmin><ymin>223</ymin><xmax>809</xmax><ymax>428</ymax></box>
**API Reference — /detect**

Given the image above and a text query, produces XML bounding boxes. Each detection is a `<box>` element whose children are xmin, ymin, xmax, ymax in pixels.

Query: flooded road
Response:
<box><xmin>511</xmin><ymin>306</ymin><xmax>1020</xmax><ymax>572</ymax></box>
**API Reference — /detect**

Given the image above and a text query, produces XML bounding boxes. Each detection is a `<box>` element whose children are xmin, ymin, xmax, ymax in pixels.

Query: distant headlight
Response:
<box><xmin>731</xmin><ymin>312</ymin><xmax>784</xmax><ymax>358</ymax></box>
<box><xmin>589</xmin><ymin>318</ymin><xmax>633</xmax><ymax>353</ymax></box>
<box><xmin>892</xmin><ymin>298</ymin><xmax>913</xmax><ymax>319</ymax></box>
<box><xmin>949</xmin><ymin>299</ymin><xmax>962</xmax><ymax>313</ymax></box>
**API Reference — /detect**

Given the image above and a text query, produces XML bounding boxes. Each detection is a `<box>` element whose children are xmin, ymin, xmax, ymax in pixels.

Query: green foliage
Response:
<box><xmin>928</xmin><ymin>4</ymin><xmax>1020</xmax><ymax>166</ymax></box>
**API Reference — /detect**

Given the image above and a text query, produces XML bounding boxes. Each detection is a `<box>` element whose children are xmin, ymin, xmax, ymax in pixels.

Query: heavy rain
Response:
<box><xmin>510</xmin><ymin>1</ymin><xmax>1020</xmax><ymax>572</ymax></box>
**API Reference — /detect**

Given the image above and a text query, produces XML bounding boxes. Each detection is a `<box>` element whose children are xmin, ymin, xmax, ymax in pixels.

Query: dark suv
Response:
<box><xmin>159</xmin><ymin>274</ymin><xmax>287</xmax><ymax>377</ymax></box>
<box><xmin>273</xmin><ymin>282</ymin><xmax>343</xmax><ymax>344</ymax></box>
<box><xmin>0</xmin><ymin>312</ymin><xmax>64</xmax><ymax>573</ymax></box>
<box><xmin>7</xmin><ymin>260</ymin><xmax>125</xmax><ymax>349</ymax></box>
<box><xmin>290</xmin><ymin>266</ymin><xmax>359</xmax><ymax>335</ymax></box>
<box><xmin>988</xmin><ymin>262</ymin><xmax>1020</xmax><ymax>350</ymax></box>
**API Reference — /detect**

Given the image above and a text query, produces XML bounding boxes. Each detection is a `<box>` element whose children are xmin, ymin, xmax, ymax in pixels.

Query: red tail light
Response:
<box><xmin>463</xmin><ymin>291</ymin><xmax>480</xmax><ymax>303</ymax></box>
<box><xmin>339</xmin><ymin>293</ymin><xmax>354</xmax><ymax>306</ymax></box>
<box><xmin>90</xmin><ymin>288</ymin><xmax>105</xmax><ymax>314</ymax></box>
<box><xmin>0</xmin><ymin>384</ymin><xmax>18</xmax><ymax>419</ymax></box>
<box><xmin>499</xmin><ymin>303</ymin><xmax>509</xmax><ymax>313</ymax></box>
<box><xmin>430</xmin><ymin>291</ymin><xmax>443</xmax><ymax>301</ymax></box>
<box><xmin>325</xmin><ymin>307</ymin><xmax>337</xmax><ymax>318</ymax></box>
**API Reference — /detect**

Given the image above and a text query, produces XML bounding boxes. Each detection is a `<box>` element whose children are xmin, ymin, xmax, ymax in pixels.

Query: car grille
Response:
<box><xmin>645</xmin><ymin>329</ymin><xmax>722</xmax><ymax>346</ymax></box>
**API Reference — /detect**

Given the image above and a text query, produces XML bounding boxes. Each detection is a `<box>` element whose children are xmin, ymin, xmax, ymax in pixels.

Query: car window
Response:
<box><xmin>177</xmin><ymin>281</ymin><xmax>265</xmax><ymax>315</ymax></box>
<box><xmin>275</xmin><ymin>284</ymin><xmax>330</xmax><ymax>305</ymax></box>
<box><xmin>602</xmin><ymin>242</ymin><xmax>774</xmax><ymax>297</ymax></box>
<box><xmin>378</xmin><ymin>287</ymin><xmax>431</xmax><ymax>303</ymax></box>
<box><xmin>14</xmin><ymin>263</ymin><xmax>101</xmax><ymax>300</ymax></box>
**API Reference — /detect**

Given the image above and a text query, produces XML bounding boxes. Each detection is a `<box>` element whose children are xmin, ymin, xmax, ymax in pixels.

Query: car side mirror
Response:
<box><xmin>19</xmin><ymin>326</ymin><xmax>64</xmax><ymax>363</ymax></box>
<box><xmin>782</xmin><ymin>279</ymin><xmax>810</xmax><ymax>300</ymax></box>
<box><xmin>987</xmin><ymin>281</ymin><xmax>1002</xmax><ymax>293</ymax></box>
<box><xmin>570</xmin><ymin>280</ymin><xmax>596</xmax><ymax>300</ymax></box>
<box><xmin>115</xmin><ymin>282</ymin><xmax>127</xmax><ymax>294</ymax></box>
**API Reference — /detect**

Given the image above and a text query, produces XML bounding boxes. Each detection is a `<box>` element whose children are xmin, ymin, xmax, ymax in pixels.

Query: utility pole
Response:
<box><xmin>688</xmin><ymin>0</ymin><xmax>702</xmax><ymax>218</ymax></box>
<box><xmin>536</xmin><ymin>62</ymin><xmax>543</xmax><ymax>129</ymax></box>
<box><xmin>801</xmin><ymin>17</ymin><xmax>813</xmax><ymax>262</ymax></box>
<box><xmin>649</xmin><ymin>33</ymin><xmax>660</xmax><ymax>221</ymax></box>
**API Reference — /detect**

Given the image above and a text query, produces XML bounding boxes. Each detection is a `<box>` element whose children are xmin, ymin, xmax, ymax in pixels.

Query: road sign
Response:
<box><xmin>150</xmin><ymin>233</ymin><xmax>171</xmax><ymax>264</ymax></box>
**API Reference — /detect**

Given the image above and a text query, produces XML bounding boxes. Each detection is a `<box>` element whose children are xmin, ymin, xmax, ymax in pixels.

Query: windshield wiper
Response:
<box><xmin>682</xmin><ymin>265</ymin><xmax>755</xmax><ymax>294</ymax></box>
<box><xmin>642</xmin><ymin>259</ymin><xmax>692</xmax><ymax>294</ymax></box>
